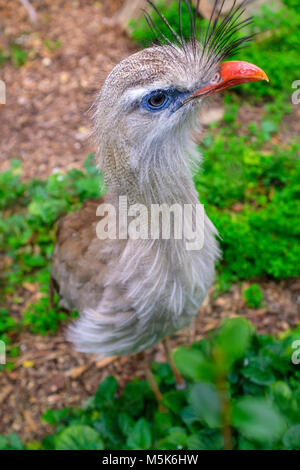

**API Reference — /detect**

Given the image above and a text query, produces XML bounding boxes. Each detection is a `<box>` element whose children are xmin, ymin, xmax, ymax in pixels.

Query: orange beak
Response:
<box><xmin>191</xmin><ymin>60</ymin><xmax>269</xmax><ymax>98</ymax></box>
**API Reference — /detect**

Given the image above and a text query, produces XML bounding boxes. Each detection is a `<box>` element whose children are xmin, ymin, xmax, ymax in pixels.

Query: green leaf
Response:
<box><xmin>270</xmin><ymin>381</ymin><xmax>292</xmax><ymax>403</ymax></box>
<box><xmin>94</xmin><ymin>376</ymin><xmax>118</xmax><ymax>409</ymax></box>
<box><xmin>55</xmin><ymin>425</ymin><xmax>104</xmax><ymax>450</ymax></box>
<box><xmin>154</xmin><ymin>411</ymin><xmax>173</xmax><ymax>434</ymax></box>
<box><xmin>0</xmin><ymin>433</ymin><xmax>24</xmax><ymax>450</ymax></box>
<box><xmin>215</xmin><ymin>317</ymin><xmax>254</xmax><ymax>367</ymax></box>
<box><xmin>127</xmin><ymin>418</ymin><xmax>152</xmax><ymax>450</ymax></box>
<box><xmin>118</xmin><ymin>412</ymin><xmax>134</xmax><ymax>436</ymax></box>
<box><xmin>166</xmin><ymin>427</ymin><xmax>187</xmax><ymax>448</ymax></box>
<box><xmin>232</xmin><ymin>397</ymin><xmax>285</xmax><ymax>444</ymax></box>
<box><xmin>180</xmin><ymin>406</ymin><xmax>199</xmax><ymax>428</ymax></box>
<box><xmin>161</xmin><ymin>390</ymin><xmax>186</xmax><ymax>414</ymax></box>
<box><xmin>283</xmin><ymin>425</ymin><xmax>300</xmax><ymax>449</ymax></box>
<box><xmin>158</xmin><ymin>427</ymin><xmax>188</xmax><ymax>450</ymax></box>
<box><xmin>242</xmin><ymin>358</ymin><xmax>276</xmax><ymax>385</ymax></box>
<box><xmin>119</xmin><ymin>379</ymin><xmax>154</xmax><ymax>417</ymax></box>
<box><xmin>42</xmin><ymin>408</ymin><xmax>70</xmax><ymax>425</ymax></box>
<box><xmin>173</xmin><ymin>347</ymin><xmax>215</xmax><ymax>382</ymax></box>
<box><xmin>188</xmin><ymin>383</ymin><xmax>221</xmax><ymax>428</ymax></box>
<box><xmin>186</xmin><ymin>434</ymin><xmax>204</xmax><ymax>450</ymax></box>
<box><xmin>187</xmin><ymin>431</ymin><xmax>223</xmax><ymax>450</ymax></box>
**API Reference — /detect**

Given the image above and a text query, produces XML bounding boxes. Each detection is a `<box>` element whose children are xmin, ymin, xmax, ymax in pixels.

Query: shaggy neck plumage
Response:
<box><xmin>100</xmin><ymin>115</ymin><xmax>201</xmax><ymax>211</ymax></box>
<box><xmin>70</xmin><ymin>116</ymin><xmax>219</xmax><ymax>357</ymax></box>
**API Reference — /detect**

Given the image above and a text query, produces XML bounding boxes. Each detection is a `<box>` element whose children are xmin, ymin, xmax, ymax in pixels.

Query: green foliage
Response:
<box><xmin>0</xmin><ymin>41</ymin><xmax>30</xmax><ymax>68</ymax></box>
<box><xmin>23</xmin><ymin>295</ymin><xmax>77</xmax><ymax>335</ymax></box>
<box><xmin>196</xmin><ymin>116</ymin><xmax>300</xmax><ymax>284</ymax></box>
<box><xmin>129</xmin><ymin>0</ymin><xmax>193</xmax><ymax>46</ymax></box>
<box><xmin>0</xmin><ymin>159</ymin><xmax>26</xmax><ymax>209</ymax></box>
<box><xmin>0</xmin><ymin>433</ymin><xmax>24</xmax><ymax>450</ymax></box>
<box><xmin>0</xmin><ymin>155</ymin><xmax>102</xmax><ymax>337</ymax></box>
<box><xmin>3</xmin><ymin>318</ymin><xmax>300</xmax><ymax>450</ymax></box>
<box><xmin>55</xmin><ymin>425</ymin><xmax>104</xmax><ymax>450</ymax></box>
<box><xmin>44</xmin><ymin>39</ymin><xmax>62</xmax><ymax>52</ymax></box>
<box><xmin>241</xmin><ymin>2</ymin><xmax>300</xmax><ymax>102</ymax></box>
<box><xmin>243</xmin><ymin>284</ymin><xmax>264</xmax><ymax>308</ymax></box>
<box><xmin>232</xmin><ymin>396</ymin><xmax>285</xmax><ymax>444</ymax></box>
<box><xmin>10</xmin><ymin>45</ymin><xmax>28</xmax><ymax>67</ymax></box>
<box><xmin>0</xmin><ymin>308</ymin><xmax>16</xmax><ymax>343</ymax></box>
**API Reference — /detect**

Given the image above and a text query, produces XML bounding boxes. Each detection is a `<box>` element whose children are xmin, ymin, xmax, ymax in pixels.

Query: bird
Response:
<box><xmin>50</xmin><ymin>0</ymin><xmax>268</xmax><ymax>393</ymax></box>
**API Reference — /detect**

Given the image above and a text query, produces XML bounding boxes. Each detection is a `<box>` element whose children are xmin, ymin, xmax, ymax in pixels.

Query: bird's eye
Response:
<box><xmin>148</xmin><ymin>92</ymin><xmax>167</xmax><ymax>109</ymax></box>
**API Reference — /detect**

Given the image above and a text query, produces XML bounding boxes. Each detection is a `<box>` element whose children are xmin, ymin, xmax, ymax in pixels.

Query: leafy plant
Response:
<box><xmin>0</xmin><ymin>433</ymin><xmax>24</xmax><ymax>450</ymax></box>
<box><xmin>243</xmin><ymin>284</ymin><xmax>264</xmax><ymax>308</ymax></box>
<box><xmin>0</xmin><ymin>155</ymin><xmax>102</xmax><ymax>337</ymax></box>
<box><xmin>10</xmin><ymin>45</ymin><xmax>29</xmax><ymax>67</ymax></box>
<box><xmin>2</xmin><ymin>318</ymin><xmax>300</xmax><ymax>450</ymax></box>
<box><xmin>44</xmin><ymin>39</ymin><xmax>62</xmax><ymax>52</ymax></box>
<box><xmin>0</xmin><ymin>308</ymin><xmax>16</xmax><ymax>344</ymax></box>
<box><xmin>196</xmin><ymin>118</ymin><xmax>300</xmax><ymax>285</ymax></box>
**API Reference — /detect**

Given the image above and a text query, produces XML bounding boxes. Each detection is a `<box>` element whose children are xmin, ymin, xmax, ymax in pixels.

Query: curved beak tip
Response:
<box><xmin>263</xmin><ymin>71</ymin><xmax>270</xmax><ymax>83</ymax></box>
<box><xmin>219</xmin><ymin>60</ymin><xmax>269</xmax><ymax>87</ymax></box>
<box><xmin>192</xmin><ymin>60</ymin><xmax>269</xmax><ymax>99</ymax></box>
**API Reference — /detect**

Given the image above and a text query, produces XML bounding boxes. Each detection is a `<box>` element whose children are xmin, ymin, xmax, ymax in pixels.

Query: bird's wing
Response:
<box><xmin>51</xmin><ymin>197</ymin><xmax>108</xmax><ymax>312</ymax></box>
<box><xmin>51</xmin><ymin>197</ymin><xmax>141</xmax><ymax>357</ymax></box>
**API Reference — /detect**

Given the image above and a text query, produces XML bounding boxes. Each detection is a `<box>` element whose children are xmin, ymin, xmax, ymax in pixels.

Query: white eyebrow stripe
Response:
<box><xmin>124</xmin><ymin>84</ymin><xmax>176</xmax><ymax>103</ymax></box>
<box><xmin>124</xmin><ymin>87</ymin><xmax>151</xmax><ymax>102</ymax></box>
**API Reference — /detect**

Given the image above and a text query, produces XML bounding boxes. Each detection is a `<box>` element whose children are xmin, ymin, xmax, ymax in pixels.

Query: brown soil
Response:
<box><xmin>0</xmin><ymin>0</ymin><xmax>136</xmax><ymax>179</ymax></box>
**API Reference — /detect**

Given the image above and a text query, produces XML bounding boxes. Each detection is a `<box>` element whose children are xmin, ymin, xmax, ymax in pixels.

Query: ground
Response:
<box><xmin>0</xmin><ymin>0</ymin><xmax>299</xmax><ymax>442</ymax></box>
<box><xmin>0</xmin><ymin>0</ymin><xmax>135</xmax><ymax>179</ymax></box>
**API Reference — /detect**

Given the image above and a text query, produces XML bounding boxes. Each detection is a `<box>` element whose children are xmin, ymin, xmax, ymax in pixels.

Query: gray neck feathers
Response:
<box><xmin>98</xmin><ymin>113</ymin><xmax>201</xmax><ymax>210</ymax></box>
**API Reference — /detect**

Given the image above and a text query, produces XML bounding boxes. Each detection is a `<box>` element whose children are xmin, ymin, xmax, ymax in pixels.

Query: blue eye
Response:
<box><xmin>143</xmin><ymin>90</ymin><xmax>171</xmax><ymax>111</ymax></box>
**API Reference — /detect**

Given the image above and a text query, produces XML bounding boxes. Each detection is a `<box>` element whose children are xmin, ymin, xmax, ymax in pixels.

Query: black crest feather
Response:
<box><xmin>144</xmin><ymin>0</ymin><xmax>254</xmax><ymax>65</ymax></box>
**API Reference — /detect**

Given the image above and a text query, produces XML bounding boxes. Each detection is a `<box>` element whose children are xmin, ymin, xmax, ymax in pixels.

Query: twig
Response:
<box><xmin>213</xmin><ymin>348</ymin><xmax>233</xmax><ymax>450</ymax></box>
<box><xmin>19</xmin><ymin>0</ymin><xmax>38</xmax><ymax>25</ymax></box>
<box><xmin>217</xmin><ymin>375</ymin><xmax>233</xmax><ymax>450</ymax></box>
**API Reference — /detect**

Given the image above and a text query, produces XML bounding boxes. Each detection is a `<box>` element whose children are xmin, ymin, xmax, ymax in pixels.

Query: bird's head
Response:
<box><xmin>94</xmin><ymin>0</ymin><xmax>268</xmax><ymax>188</ymax></box>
